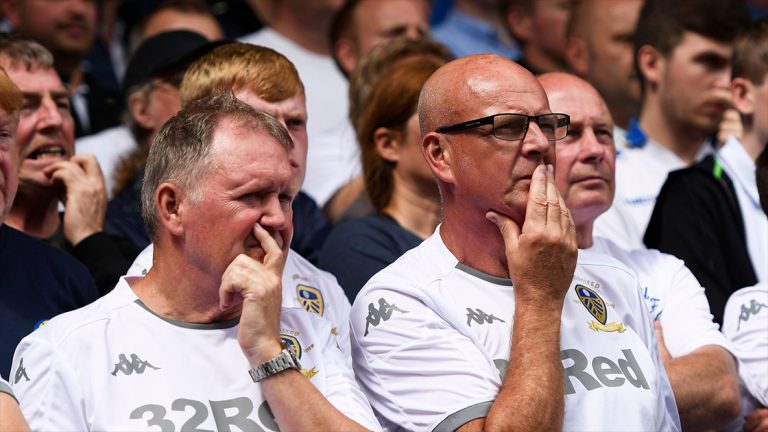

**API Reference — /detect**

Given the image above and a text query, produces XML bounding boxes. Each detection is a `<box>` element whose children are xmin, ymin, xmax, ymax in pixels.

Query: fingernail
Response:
<box><xmin>485</xmin><ymin>212</ymin><xmax>497</xmax><ymax>225</ymax></box>
<box><xmin>547</xmin><ymin>164</ymin><xmax>554</xmax><ymax>174</ymax></box>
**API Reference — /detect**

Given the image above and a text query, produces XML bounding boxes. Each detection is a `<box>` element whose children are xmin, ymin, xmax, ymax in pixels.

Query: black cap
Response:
<box><xmin>122</xmin><ymin>30</ymin><xmax>228</xmax><ymax>94</ymax></box>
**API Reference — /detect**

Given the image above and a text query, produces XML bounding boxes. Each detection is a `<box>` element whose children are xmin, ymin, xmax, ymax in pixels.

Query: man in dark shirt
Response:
<box><xmin>0</xmin><ymin>62</ymin><xmax>98</xmax><ymax>379</ymax></box>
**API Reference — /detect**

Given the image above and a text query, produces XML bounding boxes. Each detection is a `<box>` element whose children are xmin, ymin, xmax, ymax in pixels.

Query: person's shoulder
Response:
<box><xmin>75</xmin><ymin>125</ymin><xmax>133</xmax><ymax>148</ymax></box>
<box><xmin>286</xmin><ymin>249</ymin><xmax>343</xmax><ymax>289</ymax></box>
<box><xmin>21</xmin><ymin>279</ymin><xmax>136</xmax><ymax>347</ymax></box>
<box><xmin>2</xmin><ymin>226</ymin><xmax>89</xmax><ymax>276</ymax></box>
<box><xmin>355</xmin><ymin>232</ymin><xmax>454</xmax><ymax>301</ymax></box>
<box><xmin>577</xmin><ymin>246</ymin><xmax>637</xmax><ymax>277</ymax></box>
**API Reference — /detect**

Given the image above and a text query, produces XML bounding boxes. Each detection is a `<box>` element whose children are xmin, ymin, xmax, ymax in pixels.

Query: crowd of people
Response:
<box><xmin>0</xmin><ymin>0</ymin><xmax>766</xmax><ymax>431</ymax></box>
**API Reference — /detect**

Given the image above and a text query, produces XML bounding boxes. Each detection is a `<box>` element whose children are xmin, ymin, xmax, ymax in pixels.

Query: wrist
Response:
<box><xmin>244</xmin><ymin>339</ymin><xmax>284</xmax><ymax>367</ymax></box>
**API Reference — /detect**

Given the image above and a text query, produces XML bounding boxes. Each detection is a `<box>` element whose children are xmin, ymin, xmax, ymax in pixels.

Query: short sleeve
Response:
<box><xmin>658</xmin><ymin>256</ymin><xmax>731</xmax><ymax>357</ymax></box>
<box><xmin>351</xmin><ymin>286</ymin><xmax>499</xmax><ymax>431</ymax></box>
<box><xmin>311</xmin><ymin>316</ymin><xmax>381</xmax><ymax>431</ymax></box>
<box><xmin>722</xmin><ymin>285</ymin><xmax>768</xmax><ymax>406</ymax></box>
<box><xmin>11</xmin><ymin>334</ymin><xmax>87</xmax><ymax>431</ymax></box>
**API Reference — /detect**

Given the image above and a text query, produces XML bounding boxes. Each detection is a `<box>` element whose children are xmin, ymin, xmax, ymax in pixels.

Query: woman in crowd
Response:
<box><xmin>319</xmin><ymin>57</ymin><xmax>444</xmax><ymax>301</ymax></box>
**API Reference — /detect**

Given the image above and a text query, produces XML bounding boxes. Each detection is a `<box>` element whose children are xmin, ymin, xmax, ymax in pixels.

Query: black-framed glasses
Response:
<box><xmin>436</xmin><ymin>113</ymin><xmax>570</xmax><ymax>141</ymax></box>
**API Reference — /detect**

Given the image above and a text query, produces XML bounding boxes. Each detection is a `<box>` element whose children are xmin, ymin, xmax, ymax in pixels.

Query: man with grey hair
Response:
<box><xmin>0</xmin><ymin>34</ymin><xmax>140</xmax><ymax>295</ymax></box>
<box><xmin>10</xmin><ymin>92</ymin><xmax>380</xmax><ymax>431</ymax></box>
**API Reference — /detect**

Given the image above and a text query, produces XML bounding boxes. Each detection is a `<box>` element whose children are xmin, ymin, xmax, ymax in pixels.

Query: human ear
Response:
<box><xmin>334</xmin><ymin>38</ymin><xmax>357</xmax><ymax>76</ymax></box>
<box><xmin>129</xmin><ymin>91</ymin><xmax>155</xmax><ymax>130</ymax></box>
<box><xmin>637</xmin><ymin>45</ymin><xmax>663</xmax><ymax>91</ymax></box>
<box><xmin>732</xmin><ymin>77</ymin><xmax>755</xmax><ymax>116</ymax></box>
<box><xmin>565</xmin><ymin>37</ymin><xmax>589</xmax><ymax>77</ymax></box>
<box><xmin>374</xmin><ymin>127</ymin><xmax>401</xmax><ymax>163</ymax></box>
<box><xmin>422</xmin><ymin>132</ymin><xmax>454</xmax><ymax>184</ymax></box>
<box><xmin>156</xmin><ymin>182</ymin><xmax>185</xmax><ymax>236</ymax></box>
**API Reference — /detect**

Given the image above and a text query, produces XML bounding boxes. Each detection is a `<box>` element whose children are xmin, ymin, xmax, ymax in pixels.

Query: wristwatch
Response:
<box><xmin>248</xmin><ymin>347</ymin><xmax>301</xmax><ymax>382</ymax></box>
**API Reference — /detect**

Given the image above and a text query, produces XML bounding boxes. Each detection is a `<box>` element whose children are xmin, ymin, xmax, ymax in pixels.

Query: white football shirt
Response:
<box><xmin>351</xmin><ymin>229</ymin><xmax>680</xmax><ymax>431</ymax></box>
<box><xmin>723</xmin><ymin>283</ymin><xmax>768</xmax><ymax>407</ymax></box>
<box><xmin>594</xmin><ymin>139</ymin><xmax>710</xmax><ymax>250</ymax></box>
<box><xmin>128</xmin><ymin>245</ymin><xmax>353</xmax><ymax>364</ymax></box>
<box><xmin>11</xmin><ymin>278</ymin><xmax>379</xmax><ymax>431</ymax></box>
<box><xmin>589</xmin><ymin>237</ymin><xmax>730</xmax><ymax>357</ymax></box>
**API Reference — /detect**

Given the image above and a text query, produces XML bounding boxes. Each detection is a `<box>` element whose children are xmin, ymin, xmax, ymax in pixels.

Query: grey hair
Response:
<box><xmin>141</xmin><ymin>91</ymin><xmax>293</xmax><ymax>239</ymax></box>
<box><xmin>0</xmin><ymin>34</ymin><xmax>54</xmax><ymax>71</ymax></box>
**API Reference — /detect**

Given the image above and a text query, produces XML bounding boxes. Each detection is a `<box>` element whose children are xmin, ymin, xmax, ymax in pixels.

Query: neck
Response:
<box><xmin>739</xmin><ymin>123</ymin><xmax>766</xmax><ymax>161</ymax></box>
<box><xmin>521</xmin><ymin>49</ymin><xmax>568</xmax><ymax>74</ymax></box>
<box><xmin>56</xmin><ymin>59</ymin><xmax>83</xmax><ymax>87</ymax></box>
<box><xmin>640</xmin><ymin>95</ymin><xmax>707</xmax><ymax>164</ymax></box>
<box><xmin>5</xmin><ymin>185</ymin><xmax>61</xmax><ymax>239</ymax></box>
<box><xmin>132</xmin><ymin>241</ymin><xmax>239</xmax><ymax>323</ymax></box>
<box><xmin>455</xmin><ymin>0</ymin><xmax>500</xmax><ymax>23</ymax></box>
<box><xmin>440</xmin><ymin>197</ymin><xmax>511</xmax><ymax>278</ymax></box>
<box><xmin>270</xmin><ymin>8</ymin><xmax>332</xmax><ymax>55</ymax></box>
<box><xmin>383</xmin><ymin>176</ymin><xmax>441</xmax><ymax>239</ymax></box>
<box><xmin>609</xmin><ymin>103</ymin><xmax>634</xmax><ymax>131</ymax></box>
<box><xmin>575</xmin><ymin>222</ymin><xmax>594</xmax><ymax>249</ymax></box>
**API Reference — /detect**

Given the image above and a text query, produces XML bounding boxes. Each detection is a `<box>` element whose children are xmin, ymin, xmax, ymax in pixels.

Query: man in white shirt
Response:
<box><xmin>593</xmin><ymin>0</ymin><xmax>749</xmax><ymax>249</ymax></box>
<box><xmin>540</xmin><ymin>71</ymin><xmax>741</xmax><ymax>430</ymax></box>
<box><xmin>10</xmin><ymin>93</ymin><xmax>379</xmax><ymax>431</ymax></box>
<box><xmin>351</xmin><ymin>54</ymin><xmax>680</xmax><ymax>431</ymax></box>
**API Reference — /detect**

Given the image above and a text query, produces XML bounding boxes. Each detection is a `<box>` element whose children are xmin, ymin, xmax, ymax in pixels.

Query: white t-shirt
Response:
<box><xmin>718</xmin><ymin>137</ymin><xmax>768</xmax><ymax>285</ymax></box>
<box><xmin>723</xmin><ymin>283</ymin><xmax>768</xmax><ymax>408</ymax></box>
<box><xmin>10</xmin><ymin>278</ymin><xmax>379</xmax><ymax>431</ymax></box>
<box><xmin>351</xmin><ymin>229</ymin><xmax>680</xmax><ymax>431</ymax></box>
<box><xmin>239</xmin><ymin>28</ymin><xmax>360</xmax><ymax>206</ymax></box>
<box><xmin>589</xmin><ymin>237</ymin><xmax>730</xmax><ymax>357</ymax></box>
<box><xmin>594</xmin><ymin>138</ymin><xmax>710</xmax><ymax>250</ymax></box>
<box><xmin>75</xmin><ymin>125</ymin><xmax>138</xmax><ymax>199</ymax></box>
<box><xmin>128</xmin><ymin>245</ymin><xmax>353</xmax><ymax>364</ymax></box>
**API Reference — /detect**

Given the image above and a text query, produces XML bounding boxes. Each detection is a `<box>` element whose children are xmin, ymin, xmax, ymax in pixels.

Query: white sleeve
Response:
<box><xmin>351</xmin><ymin>286</ymin><xmax>500</xmax><ymax>431</ymax></box>
<box><xmin>319</xmin><ymin>274</ymin><xmax>353</xmax><ymax>367</ymax></box>
<box><xmin>722</xmin><ymin>285</ymin><xmax>768</xmax><ymax>406</ymax></box>
<box><xmin>658</xmin><ymin>256</ymin><xmax>731</xmax><ymax>357</ymax></box>
<box><xmin>314</xmin><ymin>316</ymin><xmax>381</xmax><ymax>431</ymax></box>
<box><xmin>594</xmin><ymin>203</ymin><xmax>645</xmax><ymax>251</ymax></box>
<box><xmin>630</xmin><ymin>278</ymin><xmax>682</xmax><ymax>432</ymax></box>
<box><xmin>10</xmin><ymin>334</ymin><xmax>87</xmax><ymax>431</ymax></box>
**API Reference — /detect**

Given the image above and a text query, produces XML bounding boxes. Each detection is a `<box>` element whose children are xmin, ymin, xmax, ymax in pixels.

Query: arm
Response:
<box><xmin>219</xmin><ymin>224</ymin><xmax>369</xmax><ymax>432</ymax></box>
<box><xmin>655</xmin><ymin>323</ymin><xmax>741</xmax><ymax>430</ymax></box>
<box><xmin>0</xmin><ymin>380</ymin><xmax>30</xmax><ymax>432</ymax></box>
<box><xmin>464</xmin><ymin>164</ymin><xmax>577</xmax><ymax>431</ymax></box>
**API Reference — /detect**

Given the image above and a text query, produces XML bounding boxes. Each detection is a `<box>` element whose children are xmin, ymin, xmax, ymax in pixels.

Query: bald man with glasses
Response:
<box><xmin>349</xmin><ymin>54</ymin><xmax>680</xmax><ymax>432</ymax></box>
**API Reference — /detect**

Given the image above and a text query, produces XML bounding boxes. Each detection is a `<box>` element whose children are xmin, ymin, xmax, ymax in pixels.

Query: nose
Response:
<box><xmin>37</xmin><ymin>99</ymin><xmax>65</xmax><ymax>131</ymax></box>
<box><xmin>579</xmin><ymin>128</ymin><xmax>605</xmax><ymax>163</ymax></box>
<box><xmin>259</xmin><ymin>195</ymin><xmax>289</xmax><ymax>232</ymax></box>
<box><xmin>520</xmin><ymin>121</ymin><xmax>553</xmax><ymax>160</ymax></box>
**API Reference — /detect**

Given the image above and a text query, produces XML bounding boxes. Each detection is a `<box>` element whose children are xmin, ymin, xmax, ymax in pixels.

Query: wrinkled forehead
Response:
<box><xmin>458</xmin><ymin>71</ymin><xmax>551</xmax><ymax>119</ymax></box>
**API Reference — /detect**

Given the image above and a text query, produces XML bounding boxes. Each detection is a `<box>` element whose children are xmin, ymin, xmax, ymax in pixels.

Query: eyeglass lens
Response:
<box><xmin>493</xmin><ymin>114</ymin><xmax>566</xmax><ymax>141</ymax></box>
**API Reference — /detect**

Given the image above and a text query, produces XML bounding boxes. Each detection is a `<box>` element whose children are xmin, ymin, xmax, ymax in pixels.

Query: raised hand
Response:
<box><xmin>219</xmin><ymin>223</ymin><xmax>288</xmax><ymax>366</ymax></box>
<box><xmin>486</xmin><ymin>163</ymin><xmax>577</xmax><ymax>308</ymax></box>
<box><xmin>44</xmin><ymin>154</ymin><xmax>107</xmax><ymax>245</ymax></box>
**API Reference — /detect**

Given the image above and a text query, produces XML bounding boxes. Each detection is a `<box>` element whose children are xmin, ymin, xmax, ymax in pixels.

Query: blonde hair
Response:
<box><xmin>180</xmin><ymin>43</ymin><xmax>304</xmax><ymax>106</ymax></box>
<box><xmin>0</xmin><ymin>67</ymin><xmax>22</xmax><ymax>116</ymax></box>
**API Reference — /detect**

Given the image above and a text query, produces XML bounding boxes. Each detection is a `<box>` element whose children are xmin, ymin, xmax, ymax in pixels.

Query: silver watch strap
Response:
<box><xmin>249</xmin><ymin>348</ymin><xmax>301</xmax><ymax>382</ymax></box>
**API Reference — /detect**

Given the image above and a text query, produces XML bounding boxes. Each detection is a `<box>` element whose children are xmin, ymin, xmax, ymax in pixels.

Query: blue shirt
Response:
<box><xmin>431</xmin><ymin>8</ymin><xmax>521</xmax><ymax>59</ymax></box>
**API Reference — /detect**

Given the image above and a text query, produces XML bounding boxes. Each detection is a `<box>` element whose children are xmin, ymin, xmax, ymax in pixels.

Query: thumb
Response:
<box><xmin>486</xmin><ymin>210</ymin><xmax>521</xmax><ymax>251</ymax></box>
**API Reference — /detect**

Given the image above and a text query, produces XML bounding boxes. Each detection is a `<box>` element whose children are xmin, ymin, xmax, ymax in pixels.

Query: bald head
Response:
<box><xmin>539</xmin><ymin>72</ymin><xmax>616</xmax><ymax>232</ymax></box>
<box><xmin>418</xmin><ymin>54</ymin><xmax>546</xmax><ymax>135</ymax></box>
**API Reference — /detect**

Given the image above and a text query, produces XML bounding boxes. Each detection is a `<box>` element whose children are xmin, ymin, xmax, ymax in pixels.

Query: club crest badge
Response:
<box><xmin>575</xmin><ymin>284</ymin><xmax>625</xmax><ymax>333</ymax></box>
<box><xmin>297</xmin><ymin>284</ymin><xmax>324</xmax><ymax>317</ymax></box>
<box><xmin>280</xmin><ymin>335</ymin><xmax>302</xmax><ymax>359</ymax></box>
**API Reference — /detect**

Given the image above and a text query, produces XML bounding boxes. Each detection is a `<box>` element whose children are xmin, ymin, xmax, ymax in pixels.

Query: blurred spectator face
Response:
<box><xmin>0</xmin><ymin>61</ymin><xmax>75</xmax><ymax>187</ymax></box>
<box><xmin>142</xmin><ymin>10</ymin><xmax>225</xmax><ymax>41</ymax></box>
<box><xmin>137</xmin><ymin>76</ymin><xmax>183</xmax><ymax>138</ymax></box>
<box><xmin>389</xmin><ymin>113</ymin><xmax>432</xmax><ymax>185</ymax></box>
<box><xmin>0</xmin><ymin>106</ymin><xmax>18</xmax><ymax>220</ymax></box>
<box><xmin>567</xmin><ymin>0</ymin><xmax>642</xmax><ymax>127</ymax></box>
<box><xmin>354</xmin><ymin>0</ymin><xmax>429</xmax><ymax>56</ymax></box>
<box><xmin>543</xmin><ymin>75</ymin><xmax>616</xmax><ymax>225</ymax></box>
<box><xmin>4</xmin><ymin>0</ymin><xmax>96</xmax><ymax>60</ymax></box>
<box><xmin>234</xmin><ymin>89</ymin><xmax>309</xmax><ymax>188</ymax></box>
<box><xmin>508</xmin><ymin>0</ymin><xmax>574</xmax><ymax>68</ymax></box>
<box><xmin>648</xmin><ymin>32</ymin><xmax>733</xmax><ymax>135</ymax></box>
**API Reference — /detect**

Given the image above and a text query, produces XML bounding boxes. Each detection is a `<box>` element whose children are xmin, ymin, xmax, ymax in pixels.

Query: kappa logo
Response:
<box><xmin>737</xmin><ymin>299</ymin><xmax>768</xmax><ymax>330</ymax></box>
<box><xmin>14</xmin><ymin>358</ymin><xmax>30</xmax><ymax>384</ymax></box>
<box><xmin>466</xmin><ymin>308</ymin><xmax>505</xmax><ymax>327</ymax></box>
<box><xmin>297</xmin><ymin>284</ymin><xmax>324</xmax><ymax>316</ymax></box>
<box><xmin>111</xmin><ymin>353</ymin><xmax>160</xmax><ymax>376</ymax></box>
<box><xmin>280</xmin><ymin>334</ymin><xmax>302</xmax><ymax>359</ymax></box>
<box><xmin>364</xmin><ymin>298</ymin><xmax>408</xmax><ymax>336</ymax></box>
<box><xmin>575</xmin><ymin>285</ymin><xmax>625</xmax><ymax>333</ymax></box>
